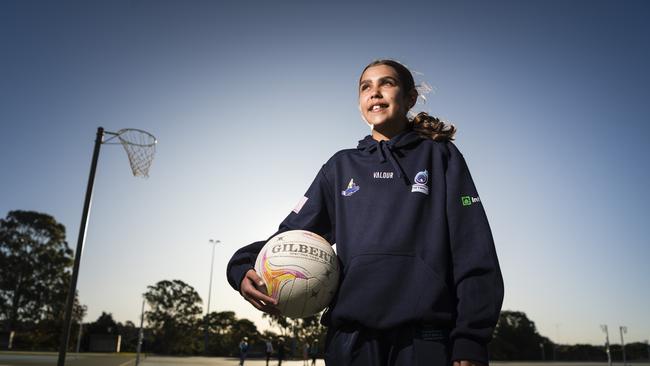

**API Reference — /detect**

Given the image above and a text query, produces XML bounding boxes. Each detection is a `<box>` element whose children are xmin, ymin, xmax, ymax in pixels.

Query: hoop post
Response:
<box><xmin>57</xmin><ymin>127</ymin><xmax>104</xmax><ymax>366</ymax></box>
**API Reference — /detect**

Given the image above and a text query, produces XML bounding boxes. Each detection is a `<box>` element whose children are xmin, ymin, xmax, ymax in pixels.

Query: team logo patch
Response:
<box><xmin>411</xmin><ymin>170</ymin><xmax>429</xmax><ymax>195</ymax></box>
<box><xmin>341</xmin><ymin>178</ymin><xmax>360</xmax><ymax>197</ymax></box>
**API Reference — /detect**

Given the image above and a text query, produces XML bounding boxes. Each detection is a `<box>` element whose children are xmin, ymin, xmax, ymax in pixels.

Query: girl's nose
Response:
<box><xmin>369</xmin><ymin>86</ymin><xmax>382</xmax><ymax>98</ymax></box>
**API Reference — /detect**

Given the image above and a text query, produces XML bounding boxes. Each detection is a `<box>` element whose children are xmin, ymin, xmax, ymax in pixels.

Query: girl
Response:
<box><xmin>227</xmin><ymin>59</ymin><xmax>504</xmax><ymax>366</ymax></box>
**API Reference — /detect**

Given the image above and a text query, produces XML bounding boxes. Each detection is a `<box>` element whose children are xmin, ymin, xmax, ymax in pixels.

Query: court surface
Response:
<box><xmin>139</xmin><ymin>360</ymin><xmax>648</xmax><ymax>366</ymax></box>
<box><xmin>0</xmin><ymin>352</ymin><xmax>134</xmax><ymax>366</ymax></box>
<box><xmin>2</xmin><ymin>353</ymin><xmax>648</xmax><ymax>366</ymax></box>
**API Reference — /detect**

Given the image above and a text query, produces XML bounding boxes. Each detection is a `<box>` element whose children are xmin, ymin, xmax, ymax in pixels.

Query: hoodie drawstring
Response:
<box><xmin>378</xmin><ymin>141</ymin><xmax>409</xmax><ymax>184</ymax></box>
<box><xmin>357</xmin><ymin>130</ymin><xmax>423</xmax><ymax>185</ymax></box>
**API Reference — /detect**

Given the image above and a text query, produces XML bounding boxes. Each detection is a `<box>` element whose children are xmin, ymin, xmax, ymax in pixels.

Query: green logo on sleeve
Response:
<box><xmin>461</xmin><ymin>195</ymin><xmax>481</xmax><ymax>206</ymax></box>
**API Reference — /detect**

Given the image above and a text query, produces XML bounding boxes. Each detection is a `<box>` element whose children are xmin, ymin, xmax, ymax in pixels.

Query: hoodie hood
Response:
<box><xmin>357</xmin><ymin>129</ymin><xmax>424</xmax><ymax>183</ymax></box>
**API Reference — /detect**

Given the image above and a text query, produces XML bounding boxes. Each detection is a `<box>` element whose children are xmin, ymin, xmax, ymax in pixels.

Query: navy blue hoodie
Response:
<box><xmin>226</xmin><ymin>129</ymin><xmax>504</xmax><ymax>364</ymax></box>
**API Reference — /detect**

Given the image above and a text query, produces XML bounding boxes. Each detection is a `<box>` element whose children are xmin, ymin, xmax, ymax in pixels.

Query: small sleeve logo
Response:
<box><xmin>461</xmin><ymin>195</ymin><xmax>481</xmax><ymax>206</ymax></box>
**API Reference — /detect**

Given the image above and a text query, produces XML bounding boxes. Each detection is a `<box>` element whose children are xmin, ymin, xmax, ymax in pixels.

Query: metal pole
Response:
<box><xmin>554</xmin><ymin>323</ymin><xmax>560</xmax><ymax>361</ymax></box>
<box><xmin>75</xmin><ymin>322</ymin><xmax>82</xmax><ymax>353</ymax></box>
<box><xmin>620</xmin><ymin>326</ymin><xmax>627</xmax><ymax>366</ymax></box>
<box><xmin>602</xmin><ymin>325</ymin><xmax>612</xmax><ymax>366</ymax></box>
<box><xmin>57</xmin><ymin>127</ymin><xmax>104</xmax><ymax>366</ymax></box>
<box><xmin>136</xmin><ymin>297</ymin><xmax>145</xmax><ymax>366</ymax></box>
<box><xmin>204</xmin><ymin>239</ymin><xmax>220</xmax><ymax>355</ymax></box>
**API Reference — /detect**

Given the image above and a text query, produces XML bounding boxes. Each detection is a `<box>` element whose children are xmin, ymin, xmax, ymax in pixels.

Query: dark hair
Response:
<box><xmin>360</xmin><ymin>59</ymin><xmax>457</xmax><ymax>141</ymax></box>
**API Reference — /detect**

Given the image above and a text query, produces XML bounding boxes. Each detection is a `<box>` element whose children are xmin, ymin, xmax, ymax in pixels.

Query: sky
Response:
<box><xmin>1</xmin><ymin>0</ymin><xmax>649</xmax><ymax>346</ymax></box>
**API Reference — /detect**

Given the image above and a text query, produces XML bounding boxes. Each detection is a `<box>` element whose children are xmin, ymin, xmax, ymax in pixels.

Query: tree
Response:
<box><xmin>204</xmin><ymin>311</ymin><xmax>237</xmax><ymax>355</ymax></box>
<box><xmin>144</xmin><ymin>280</ymin><xmax>203</xmax><ymax>355</ymax></box>
<box><xmin>118</xmin><ymin>320</ymin><xmax>140</xmax><ymax>353</ymax></box>
<box><xmin>296</xmin><ymin>314</ymin><xmax>326</xmax><ymax>344</ymax></box>
<box><xmin>0</xmin><ymin>210</ymin><xmax>85</xmax><ymax>350</ymax></box>
<box><xmin>79</xmin><ymin>312</ymin><xmax>140</xmax><ymax>352</ymax></box>
<box><xmin>262</xmin><ymin>312</ymin><xmax>293</xmax><ymax>337</ymax></box>
<box><xmin>0</xmin><ymin>211</ymin><xmax>72</xmax><ymax>329</ymax></box>
<box><xmin>27</xmin><ymin>285</ymin><xmax>86</xmax><ymax>351</ymax></box>
<box><xmin>202</xmin><ymin>311</ymin><xmax>263</xmax><ymax>356</ymax></box>
<box><xmin>262</xmin><ymin>312</ymin><xmax>327</xmax><ymax>358</ymax></box>
<box><xmin>206</xmin><ymin>311</ymin><xmax>237</xmax><ymax>336</ymax></box>
<box><xmin>230</xmin><ymin>318</ymin><xmax>259</xmax><ymax>346</ymax></box>
<box><xmin>86</xmin><ymin>312</ymin><xmax>119</xmax><ymax>335</ymax></box>
<box><xmin>489</xmin><ymin>310</ymin><xmax>551</xmax><ymax>360</ymax></box>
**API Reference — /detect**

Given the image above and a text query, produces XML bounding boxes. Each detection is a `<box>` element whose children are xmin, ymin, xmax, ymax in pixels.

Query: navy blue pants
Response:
<box><xmin>324</xmin><ymin>324</ymin><xmax>451</xmax><ymax>366</ymax></box>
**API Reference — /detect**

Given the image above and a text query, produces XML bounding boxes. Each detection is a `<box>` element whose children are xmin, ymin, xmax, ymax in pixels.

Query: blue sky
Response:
<box><xmin>1</xmin><ymin>0</ymin><xmax>649</xmax><ymax>345</ymax></box>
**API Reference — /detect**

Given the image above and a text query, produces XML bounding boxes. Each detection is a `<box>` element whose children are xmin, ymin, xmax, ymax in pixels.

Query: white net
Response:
<box><xmin>116</xmin><ymin>128</ymin><xmax>157</xmax><ymax>178</ymax></box>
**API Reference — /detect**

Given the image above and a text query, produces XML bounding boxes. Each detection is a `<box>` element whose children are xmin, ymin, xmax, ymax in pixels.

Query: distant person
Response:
<box><xmin>309</xmin><ymin>339</ymin><xmax>319</xmax><ymax>366</ymax></box>
<box><xmin>238</xmin><ymin>337</ymin><xmax>249</xmax><ymax>366</ymax></box>
<box><xmin>277</xmin><ymin>337</ymin><xmax>286</xmax><ymax>366</ymax></box>
<box><xmin>303</xmin><ymin>341</ymin><xmax>310</xmax><ymax>365</ymax></box>
<box><xmin>265</xmin><ymin>338</ymin><xmax>274</xmax><ymax>366</ymax></box>
<box><xmin>226</xmin><ymin>59</ymin><xmax>504</xmax><ymax>365</ymax></box>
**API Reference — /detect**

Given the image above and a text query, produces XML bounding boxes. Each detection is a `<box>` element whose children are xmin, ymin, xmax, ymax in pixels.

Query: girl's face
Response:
<box><xmin>358</xmin><ymin>64</ymin><xmax>416</xmax><ymax>130</ymax></box>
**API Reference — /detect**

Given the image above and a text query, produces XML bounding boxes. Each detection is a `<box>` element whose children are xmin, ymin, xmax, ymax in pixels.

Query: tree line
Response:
<box><xmin>2</xmin><ymin>210</ymin><xmax>649</xmax><ymax>360</ymax></box>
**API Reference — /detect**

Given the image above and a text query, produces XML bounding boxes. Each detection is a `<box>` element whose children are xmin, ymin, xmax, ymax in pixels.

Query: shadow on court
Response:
<box><xmin>0</xmin><ymin>352</ymin><xmax>134</xmax><ymax>366</ymax></box>
<box><xmin>139</xmin><ymin>357</ymin><xmax>325</xmax><ymax>366</ymax></box>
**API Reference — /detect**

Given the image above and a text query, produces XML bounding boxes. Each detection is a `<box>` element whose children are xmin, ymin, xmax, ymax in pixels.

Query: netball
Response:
<box><xmin>254</xmin><ymin>230</ymin><xmax>339</xmax><ymax>318</ymax></box>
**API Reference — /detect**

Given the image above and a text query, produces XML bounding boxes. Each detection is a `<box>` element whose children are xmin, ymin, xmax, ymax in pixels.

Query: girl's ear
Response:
<box><xmin>407</xmin><ymin>89</ymin><xmax>418</xmax><ymax>110</ymax></box>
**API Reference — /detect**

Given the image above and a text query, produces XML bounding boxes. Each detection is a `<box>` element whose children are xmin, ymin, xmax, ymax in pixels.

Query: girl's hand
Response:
<box><xmin>453</xmin><ymin>361</ymin><xmax>486</xmax><ymax>366</ymax></box>
<box><xmin>240</xmin><ymin>269</ymin><xmax>281</xmax><ymax>315</ymax></box>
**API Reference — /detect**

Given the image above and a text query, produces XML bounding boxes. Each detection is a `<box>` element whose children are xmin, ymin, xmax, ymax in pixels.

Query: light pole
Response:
<box><xmin>601</xmin><ymin>325</ymin><xmax>612</xmax><ymax>366</ymax></box>
<box><xmin>135</xmin><ymin>296</ymin><xmax>146</xmax><ymax>366</ymax></box>
<box><xmin>204</xmin><ymin>239</ymin><xmax>220</xmax><ymax>355</ymax></box>
<box><xmin>620</xmin><ymin>326</ymin><xmax>627</xmax><ymax>366</ymax></box>
<box><xmin>554</xmin><ymin>323</ymin><xmax>561</xmax><ymax>360</ymax></box>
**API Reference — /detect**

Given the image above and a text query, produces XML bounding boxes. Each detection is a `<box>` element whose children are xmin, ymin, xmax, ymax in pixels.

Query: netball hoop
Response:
<box><xmin>104</xmin><ymin>128</ymin><xmax>158</xmax><ymax>178</ymax></box>
<box><xmin>58</xmin><ymin>127</ymin><xmax>157</xmax><ymax>366</ymax></box>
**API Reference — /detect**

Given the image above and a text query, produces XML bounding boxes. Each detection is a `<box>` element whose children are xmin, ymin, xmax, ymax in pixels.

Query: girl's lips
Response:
<box><xmin>369</xmin><ymin>103</ymin><xmax>389</xmax><ymax>112</ymax></box>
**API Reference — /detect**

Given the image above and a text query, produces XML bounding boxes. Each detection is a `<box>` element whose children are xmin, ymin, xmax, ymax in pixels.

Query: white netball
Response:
<box><xmin>254</xmin><ymin>230</ymin><xmax>339</xmax><ymax>318</ymax></box>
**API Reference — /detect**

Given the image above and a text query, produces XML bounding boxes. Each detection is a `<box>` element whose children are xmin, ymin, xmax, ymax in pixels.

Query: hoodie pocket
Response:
<box><xmin>333</xmin><ymin>252</ymin><xmax>452</xmax><ymax>328</ymax></box>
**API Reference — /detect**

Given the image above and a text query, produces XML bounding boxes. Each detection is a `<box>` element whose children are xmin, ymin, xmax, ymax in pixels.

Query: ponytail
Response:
<box><xmin>409</xmin><ymin>112</ymin><xmax>456</xmax><ymax>141</ymax></box>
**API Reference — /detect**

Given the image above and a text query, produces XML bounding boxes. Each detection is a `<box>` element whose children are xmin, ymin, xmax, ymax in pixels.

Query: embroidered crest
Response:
<box><xmin>411</xmin><ymin>170</ymin><xmax>429</xmax><ymax>195</ymax></box>
<box><xmin>341</xmin><ymin>178</ymin><xmax>360</xmax><ymax>197</ymax></box>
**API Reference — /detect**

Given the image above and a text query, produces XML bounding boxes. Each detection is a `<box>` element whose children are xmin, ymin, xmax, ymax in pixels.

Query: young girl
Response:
<box><xmin>226</xmin><ymin>59</ymin><xmax>504</xmax><ymax>366</ymax></box>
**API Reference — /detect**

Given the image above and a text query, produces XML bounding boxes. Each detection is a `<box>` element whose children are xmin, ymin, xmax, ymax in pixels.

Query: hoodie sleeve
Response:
<box><xmin>226</xmin><ymin>165</ymin><xmax>335</xmax><ymax>293</ymax></box>
<box><xmin>445</xmin><ymin>142</ymin><xmax>504</xmax><ymax>365</ymax></box>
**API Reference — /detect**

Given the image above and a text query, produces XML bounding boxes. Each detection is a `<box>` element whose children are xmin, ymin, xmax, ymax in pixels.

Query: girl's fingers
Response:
<box><xmin>244</xmin><ymin>293</ymin><xmax>281</xmax><ymax>315</ymax></box>
<box><xmin>243</xmin><ymin>282</ymin><xmax>277</xmax><ymax>305</ymax></box>
<box><xmin>245</xmin><ymin>296</ymin><xmax>265</xmax><ymax>311</ymax></box>
<box><xmin>244</xmin><ymin>270</ymin><xmax>277</xmax><ymax>305</ymax></box>
<box><xmin>244</xmin><ymin>290</ymin><xmax>276</xmax><ymax>307</ymax></box>
<box><xmin>247</xmin><ymin>270</ymin><xmax>270</xmax><ymax>294</ymax></box>
<box><xmin>241</xmin><ymin>269</ymin><xmax>281</xmax><ymax>315</ymax></box>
